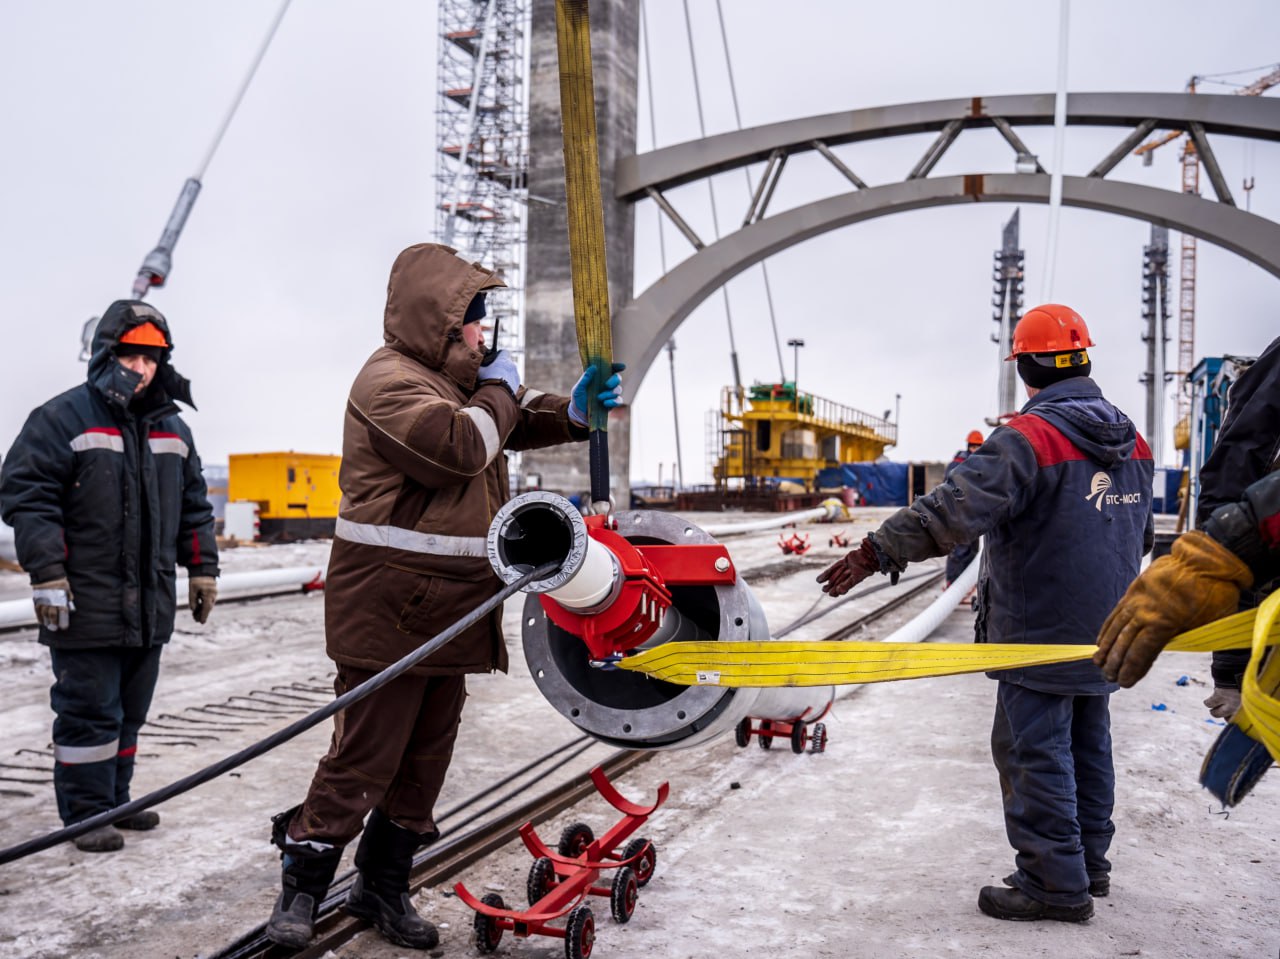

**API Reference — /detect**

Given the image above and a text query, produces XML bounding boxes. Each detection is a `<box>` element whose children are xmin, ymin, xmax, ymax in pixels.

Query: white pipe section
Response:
<box><xmin>702</xmin><ymin>503</ymin><xmax>837</xmax><ymax>538</ymax></box>
<box><xmin>1041</xmin><ymin>0</ymin><xmax>1071</xmax><ymax>302</ymax></box>
<box><xmin>543</xmin><ymin>536</ymin><xmax>616</xmax><ymax>609</ymax></box>
<box><xmin>878</xmin><ymin>543</ymin><xmax>982</xmax><ymax>647</ymax></box>
<box><xmin>0</xmin><ymin>523</ymin><xmax>14</xmax><ymax>563</ymax></box>
<box><xmin>0</xmin><ymin>566</ymin><xmax>324</xmax><ymax>631</ymax></box>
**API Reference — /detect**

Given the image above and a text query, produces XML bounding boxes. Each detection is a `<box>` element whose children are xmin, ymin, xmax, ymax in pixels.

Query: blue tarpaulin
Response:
<box><xmin>816</xmin><ymin>462</ymin><xmax>909</xmax><ymax>506</ymax></box>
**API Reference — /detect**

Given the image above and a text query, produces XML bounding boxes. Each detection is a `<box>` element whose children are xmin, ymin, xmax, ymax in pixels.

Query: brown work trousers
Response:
<box><xmin>290</xmin><ymin>665</ymin><xmax>467</xmax><ymax>845</ymax></box>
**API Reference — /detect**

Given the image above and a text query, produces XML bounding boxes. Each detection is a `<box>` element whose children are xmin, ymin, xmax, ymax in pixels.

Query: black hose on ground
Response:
<box><xmin>0</xmin><ymin>562</ymin><xmax>557</xmax><ymax>866</ymax></box>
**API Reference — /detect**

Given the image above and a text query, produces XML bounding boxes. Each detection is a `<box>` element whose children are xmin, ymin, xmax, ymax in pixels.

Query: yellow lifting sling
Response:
<box><xmin>617</xmin><ymin>604</ymin><xmax>1280</xmax><ymax>766</ymax></box>
<box><xmin>555</xmin><ymin>0</ymin><xmax>615</xmax><ymax>509</ymax></box>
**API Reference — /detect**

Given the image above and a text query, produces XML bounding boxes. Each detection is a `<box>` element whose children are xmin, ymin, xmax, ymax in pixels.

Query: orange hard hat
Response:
<box><xmin>1005</xmin><ymin>304</ymin><xmax>1094</xmax><ymax>360</ymax></box>
<box><xmin>966</xmin><ymin>430</ymin><xmax>984</xmax><ymax>445</ymax></box>
<box><xmin>118</xmin><ymin>321</ymin><xmax>169</xmax><ymax>348</ymax></box>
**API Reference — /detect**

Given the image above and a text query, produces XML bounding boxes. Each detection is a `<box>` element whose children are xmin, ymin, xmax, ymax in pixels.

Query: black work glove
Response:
<box><xmin>816</xmin><ymin>536</ymin><xmax>881</xmax><ymax>597</ymax></box>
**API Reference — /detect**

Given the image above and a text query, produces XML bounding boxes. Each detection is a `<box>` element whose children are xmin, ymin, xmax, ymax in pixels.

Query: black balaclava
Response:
<box><xmin>1017</xmin><ymin>351</ymin><xmax>1092</xmax><ymax>389</ymax></box>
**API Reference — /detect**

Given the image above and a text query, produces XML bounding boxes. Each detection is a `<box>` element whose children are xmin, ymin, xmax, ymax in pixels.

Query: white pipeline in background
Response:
<box><xmin>878</xmin><ymin>542</ymin><xmax>982</xmax><ymax>647</ymax></box>
<box><xmin>0</xmin><ymin>523</ymin><xmax>14</xmax><ymax>564</ymax></box>
<box><xmin>0</xmin><ymin>566</ymin><xmax>325</xmax><ymax>631</ymax></box>
<box><xmin>701</xmin><ymin>501</ymin><xmax>842</xmax><ymax>538</ymax></box>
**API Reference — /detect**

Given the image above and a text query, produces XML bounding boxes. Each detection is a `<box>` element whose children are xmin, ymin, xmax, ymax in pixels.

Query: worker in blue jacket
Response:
<box><xmin>818</xmin><ymin>304</ymin><xmax>1153</xmax><ymax>922</ymax></box>
<box><xmin>0</xmin><ymin>301</ymin><xmax>219</xmax><ymax>853</ymax></box>
<box><xmin>943</xmin><ymin>429</ymin><xmax>984</xmax><ymax>586</ymax></box>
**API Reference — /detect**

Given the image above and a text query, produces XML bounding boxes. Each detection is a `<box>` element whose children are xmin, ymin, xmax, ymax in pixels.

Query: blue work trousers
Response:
<box><xmin>991</xmin><ymin>680</ymin><xmax>1114</xmax><ymax>906</ymax></box>
<box><xmin>49</xmin><ymin>645</ymin><xmax>164</xmax><ymax>825</ymax></box>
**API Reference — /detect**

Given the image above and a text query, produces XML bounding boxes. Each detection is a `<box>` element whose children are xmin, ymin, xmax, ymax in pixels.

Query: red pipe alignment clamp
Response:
<box><xmin>539</xmin><ymin>514</ymin><xmax>737</xmax><ymax>660</ymax></box>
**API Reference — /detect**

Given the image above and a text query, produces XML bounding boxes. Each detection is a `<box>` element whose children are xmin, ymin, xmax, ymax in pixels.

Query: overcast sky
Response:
<box><xmin>1</xmin><ymin>1</ymin><xmax>1277</xmax><ymax>489</ymax></box>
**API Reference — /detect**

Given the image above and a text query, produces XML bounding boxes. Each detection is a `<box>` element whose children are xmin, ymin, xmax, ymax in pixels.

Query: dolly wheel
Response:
<box><xmin>757</xmin><ymin>720</ymin><xmax>773</xmax><ymax>750</ymax></box>
<box><xmin>621</xmin><ymin>837</ymin><xmax>657</xmax><ymax>887</ymax></box>
<box><xmin>610</xmin><ymin>865</ymin><xmax>638</xmax><ymax>923</ymax></box>
<box><xmin>790</xmin><ymin>721</ymin><xmax>808</xmax><ymax>754</ymax></box>
<box><xmin>811</xmin><ymin>722</ymin><xmax>828</xmax><ymax>754</ymax></box>
<box><xmin>565</xmin><ymin>904</ymin><xmax>595</xmax><ymax>959</ymax></box>
<box><xmin>528</xmin><ymin>856</ymin><xmax>556</xmax><ymax>906</ymax></box>
<box><xmin>557</xmin><ymin>821</ymin><xmax>595</xmax><ymax>858</ymax></box>
<box><xmin>734</xmin><ymin>717</ymin><xmax>752</xmax><ymax>748</ymax></box>
<box><xmin>473</xmin><ymin>892</ymin><xmax>505</xmax><ymax>954</ymax></box>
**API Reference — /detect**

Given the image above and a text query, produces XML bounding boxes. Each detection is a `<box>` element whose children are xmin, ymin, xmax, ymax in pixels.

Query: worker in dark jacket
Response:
<box><xmin>0</xmin><ymin>301</ymin><xmax>219</xmax><ymax>853</ymax></box>
<box><xmin>943</xmin><ymin>429</ymin><xmax>984</xmax><ymax>586</ymax></box>
<box><xmin>818</xmin><ymin>304</ymin><xmax>1153</xmax><ymax>923</ymax></box>
<box><xmin>1188</xmin><ymin>338</ymin><xmax>1280</xmax><ymax>718</ymax></box>
<box><xmin>265</xmin><ymin>243</ymin><xmax>624</xmax><ymax>951</ymax></box>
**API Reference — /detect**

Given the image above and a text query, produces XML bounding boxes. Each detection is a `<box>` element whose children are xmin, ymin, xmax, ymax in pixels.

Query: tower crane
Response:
<box><xmin>1133</xmin><ymin>63</ymin><xmax>1280</xmax><ymax>431</ymax></box>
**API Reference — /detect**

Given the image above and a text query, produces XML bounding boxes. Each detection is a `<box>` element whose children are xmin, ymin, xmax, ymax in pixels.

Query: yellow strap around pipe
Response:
<box><xmin>554</xmin><ymin>0</ymin><xmax>614</xmax><ymax>428</ymax></box>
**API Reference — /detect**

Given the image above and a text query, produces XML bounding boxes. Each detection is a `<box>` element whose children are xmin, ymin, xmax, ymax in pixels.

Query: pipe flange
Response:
<box><xmin>487</xmin><ymin>491</ymin><xmax>589</xmax><ymax>593</ymax></box>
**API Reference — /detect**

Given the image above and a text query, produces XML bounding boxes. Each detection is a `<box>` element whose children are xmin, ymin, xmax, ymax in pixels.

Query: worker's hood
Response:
<box><xmin>382</xmin><ymin>243</ymin><xmax>506</xmax><ymax>388</ymax></box>
<box><xmin>87</xmin><ymin>300</ymin><xmax>195</xmax><ymax>414</ymax></box>
<box><xmin>1022</xmin><ymin>377</ymin><xmax>1137</xmax><ymax>469</ymax></box>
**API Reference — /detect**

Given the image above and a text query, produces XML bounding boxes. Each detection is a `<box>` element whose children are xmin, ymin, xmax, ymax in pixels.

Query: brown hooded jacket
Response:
<box><xmin>323</xmin><ymin>243</ymin><xmax>585</xmax><ymax>675</ymax></box>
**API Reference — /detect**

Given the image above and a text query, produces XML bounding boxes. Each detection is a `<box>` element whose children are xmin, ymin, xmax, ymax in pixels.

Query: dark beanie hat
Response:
<box><xmin>1017</xmin><ymin>351</ymin><xmax>1092</xmax><ymax>389</ymax></box>
<box><xmin>463</xmin><ymin>292</ymin><xmax>487</xmax><ymax>324</ymax></box>
<box><xmin>114</xmin><ymin>343</ymin><xmax>165</xmax><ymax>362</ymax></box>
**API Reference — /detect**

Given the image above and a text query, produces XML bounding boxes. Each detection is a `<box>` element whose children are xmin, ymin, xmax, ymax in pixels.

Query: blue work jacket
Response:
<box><xmin>873</xmin><ymin>378</ymin><xmax>1154</xmax><ymax>694</ymax></box>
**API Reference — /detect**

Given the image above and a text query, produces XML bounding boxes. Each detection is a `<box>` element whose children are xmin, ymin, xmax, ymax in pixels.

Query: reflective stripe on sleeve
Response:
<box><xmin>148</xmin><ymin>434</ymin><xmax>190</xmax><ymax>457</ymax></box>
<box><xmin>69</xmin><ymin>429</ymin><xmax>124</xmax><ymax>453</ymax></box>
<box><xmin>334</xmin><ymin>517</ymin><xmax>488</xmax><ymax>558</ymax></box>
<box><xmin>519</xmin><ymin>388</ymin><xmax>546</xmax><ymax>408</ymax></box>
<box><xmin>459</xmin><ymin>406</ymin><xmax>501</xmax><ymax>463</ymax></box>
<box><xmin>54</xmin><ymin>740</ymin><xmax>121</xmax><ymax>764</ymax></box>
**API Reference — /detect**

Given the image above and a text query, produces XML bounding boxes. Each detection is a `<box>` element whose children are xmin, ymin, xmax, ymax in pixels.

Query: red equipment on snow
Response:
<box><xmin>778</xmin><ymin>532</ymin><xmax>811</xmax><ymax>555</ymax></box>
<box><xmin>734</xmin><ymin>703</ymin><xmax>831</xmax><ymax>755</ymax></box>
<box><xmin>828</xmin><ymin>530</ymin><xmax>851</xmax><ymax>549</ymax></box>
<box><xmin>456</xmin><ymin>765</ymin><xmax>666</xmax><ymax>958</ymax></box>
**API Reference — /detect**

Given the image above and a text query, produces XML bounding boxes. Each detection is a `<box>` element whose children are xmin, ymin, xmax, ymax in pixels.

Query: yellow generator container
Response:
<box><xmin>227</xmin><ymin>452</ymin><xmax>341</xmax><ymax>541</ymax></box>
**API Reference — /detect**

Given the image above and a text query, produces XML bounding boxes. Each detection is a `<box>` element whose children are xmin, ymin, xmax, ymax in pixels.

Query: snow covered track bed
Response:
<box><xmin>0</xmin><ymin>518</ymin><xmax>1276</xmax><ymax>958</ymax></box>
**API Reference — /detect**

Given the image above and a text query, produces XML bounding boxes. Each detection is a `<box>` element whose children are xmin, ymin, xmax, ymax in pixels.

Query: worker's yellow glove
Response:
<box><xmin>1094</xmin><ymin>530</ymin><xmax>1253</xmax><ymax>688</ymax></box>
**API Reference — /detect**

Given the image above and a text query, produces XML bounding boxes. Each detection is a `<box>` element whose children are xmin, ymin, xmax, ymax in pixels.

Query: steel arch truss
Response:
<box><xmin>614</xmin><ymin>92</ymin><xmax>1280</xmax><ymax>396</ymax></box>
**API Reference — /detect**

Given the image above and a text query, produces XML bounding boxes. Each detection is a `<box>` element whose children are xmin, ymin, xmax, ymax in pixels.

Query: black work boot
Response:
<box><xmin>74</xmin><ymin>824</ymin><xmax>124</xmax><ymax>852</ymax></box>
<box><xmin>265</xmin><ymin>805</ymin><xmax>344</xmax><ymax>950</ymax></box>
<box><xmin>343</xmin><ymin>808</ymin><xmax>439</xmax><ymax>950</ymax></box>
<box><xmin>979</xmin><ymin>885</ymin><xmax>1093</xmax><ymax>922</ymax></box>
<box><xmin>115</xmin><ymin>810</ymin><xmax>160</xmax><ymax>831</ymax></box>
<box><xmin>1004</xmin><ymin>871</ymin><xmax>1109</xmax><ymax>898</ymax></box>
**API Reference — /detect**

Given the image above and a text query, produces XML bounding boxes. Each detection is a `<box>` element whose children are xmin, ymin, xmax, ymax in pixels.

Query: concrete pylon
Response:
<box><xmin>521</xmin><ymin>0</ymin><xmax>637</xmax><ymax>507</ymax></box>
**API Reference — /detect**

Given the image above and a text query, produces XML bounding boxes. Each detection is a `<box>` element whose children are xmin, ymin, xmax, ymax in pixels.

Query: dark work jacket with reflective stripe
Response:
<box><xmin>873</xmin><ymin>378</ymin><xmax>1154</xmax><ymax>694</ymax></box>
<box><xmin>0</xmin><ymin>303</ymin><xmax>218</xmax><ymax>649</ymax></box>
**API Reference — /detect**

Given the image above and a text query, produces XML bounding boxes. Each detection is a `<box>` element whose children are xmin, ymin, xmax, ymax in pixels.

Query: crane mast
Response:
<box><xmin>1134</xmin><ymin>65</ymin><xmax>1279</xmax><ymax>428</ymax></box>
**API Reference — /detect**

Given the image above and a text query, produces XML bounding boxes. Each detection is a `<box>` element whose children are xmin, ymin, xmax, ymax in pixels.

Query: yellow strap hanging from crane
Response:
<box><xmin>555</xmin><ymin>0</ymin><xmax>614</xmax><ymax>426</ymax></box>
<box><xmin>554</xmin><ymin>0</ymin><xmax>616</xmax><ymax>508</ymax></box>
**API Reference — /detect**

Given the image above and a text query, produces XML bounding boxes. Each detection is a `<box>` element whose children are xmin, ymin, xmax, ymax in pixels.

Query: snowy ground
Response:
<box><xmin>0</xmin><ymin>509</ymin><xmax>1275</xmax><ymax>959</ymax></box>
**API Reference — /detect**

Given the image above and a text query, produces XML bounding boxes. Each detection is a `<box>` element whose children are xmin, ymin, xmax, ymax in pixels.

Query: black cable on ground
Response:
<box><xmin>0</xmin><ymin>563</ymin><xmax>556</xmax><ymax>866</ymax></box>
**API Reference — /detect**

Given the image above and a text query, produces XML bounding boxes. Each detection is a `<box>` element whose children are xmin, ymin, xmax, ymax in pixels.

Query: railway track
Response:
<box><xmin>210</xmin><ymin>747</ymin><xmax>652</xmax><ymax>959</ymax></box>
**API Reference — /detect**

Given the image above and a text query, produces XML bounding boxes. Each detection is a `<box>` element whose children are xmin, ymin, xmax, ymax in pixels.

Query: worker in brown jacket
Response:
<box><xmin>265</xmin><ymin>243</ymin><xmax>623</xmax><ymax>950</ymax></box>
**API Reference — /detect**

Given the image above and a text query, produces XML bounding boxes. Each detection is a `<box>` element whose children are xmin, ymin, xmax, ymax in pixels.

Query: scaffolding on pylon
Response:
<box><xmin>434</xmin><ymin>0</ymin><xmax>530</xmax><ymax>358</ymax></box>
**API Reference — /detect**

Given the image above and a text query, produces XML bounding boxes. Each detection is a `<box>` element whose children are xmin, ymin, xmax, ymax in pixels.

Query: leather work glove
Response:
<box><xmin>816</xmin><ymin>536</ymin><xmax>881</xmax><ymax>597</ymax></box>
<box><xmin>569</xmin><ymin>362</ymin><xmax>626</xmax><ymax>427</ymax></box>
<box><xmin>477</xmin><ymin>350</ymin><xmax>521</xmax><ymax>396</ymax></box>
<box><xmin>189</xmin><ymin>576</ymin><xmax>218</xmax><ymax>625</ymax></box>
<box><xmin>1204</xmin><ymin>686</ymin><xmax>1242</xmax><ymax>720</ymax></box>
<box><xmin>31</xmin><ymin>578</ymin><xmax>75</xmax><ymax>631</ymax></box>
<box><xmin>1094</xmin><ymin>530</ymin><xmax>1253</xmax><ymax>688</ymax></box>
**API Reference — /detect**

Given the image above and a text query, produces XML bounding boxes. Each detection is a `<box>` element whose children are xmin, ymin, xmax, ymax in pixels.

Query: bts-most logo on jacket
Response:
<box><xmin>1085</xmin><ymin>471</ymin><xmax>1143</xmax><ymax>512</ymax></box>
